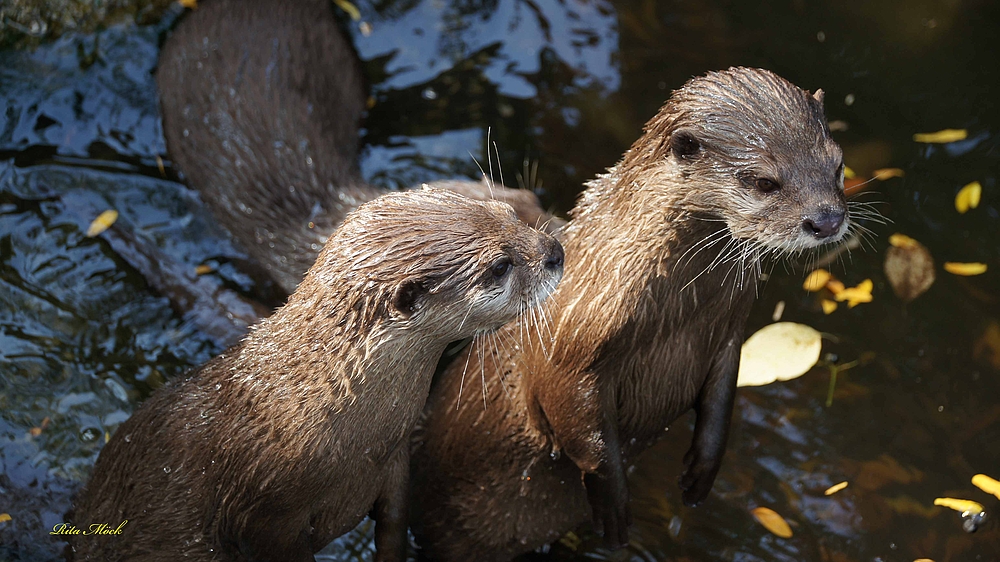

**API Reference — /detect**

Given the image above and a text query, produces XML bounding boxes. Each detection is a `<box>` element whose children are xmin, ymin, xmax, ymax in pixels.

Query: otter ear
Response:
<box><xmin>812</xmin><ymin>89</ymin><xmax>825</xmax><ymax>104</ymax></box>
<box><xmin>391</xmin><ymin>278</ymin><xmax>427</xmax><ymax>318</ymax></box>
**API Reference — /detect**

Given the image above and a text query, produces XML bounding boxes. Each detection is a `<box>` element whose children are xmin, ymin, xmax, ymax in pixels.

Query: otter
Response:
<box><xmin>156</xmin><ymin>0</ymin><xmax>559</xmax><ymax>296</ymax></box>
<box><xmin>409</xmin><ymin>67</ymin><xmax>850</xmax><ymax>561</ymax></box>
<box><xmin>70</xmin><ymin>189</ymin><xmax>565</xmax><ymax>562</ymax></box>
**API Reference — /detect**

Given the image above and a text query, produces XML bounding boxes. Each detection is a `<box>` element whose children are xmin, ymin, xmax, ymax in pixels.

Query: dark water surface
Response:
<box><xmin>1</xmin><ymin>1</ymin><xmax>998</xmax><ymax>560</ymax></box>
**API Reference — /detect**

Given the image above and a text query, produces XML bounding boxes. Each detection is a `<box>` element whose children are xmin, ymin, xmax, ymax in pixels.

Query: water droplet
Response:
<box><xmin>549</xmin><ymin>449</ymin><xmax>561</xmax><ymax>461</ymax></box>
<box><xmin>124</xmin><ymin>434</ymin><xmax>132</xmax><ymax>443</ymax></box>
<box><xmin>421</xmin><ymin>87</ymin><xmax>438</xmax><ymax>100</ymax></box>
<box><xmin>163</xmin><ymin>466</ymin><xmax>171</xmax><ymax>474</ymax></box>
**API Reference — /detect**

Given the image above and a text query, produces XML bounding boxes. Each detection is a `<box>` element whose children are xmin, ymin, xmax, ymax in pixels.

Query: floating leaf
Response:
<box><xmin>913</xmin><ymin>129</ymin><xmax>968</xmax><ymax>143</ymax></box>
<box><xmin>821</xmin><ymin>299</ymin><xmax>838</xmax><ymax>314</ymax></box>
<box><xmin>825</xmin><ymin>481</ymin><xmax>849</xmax><ymax>495</ymax></box>
<box><xmin>751</xmin><ymin>507</ymin><xmax>793</xmax><ymax>538</ymax></box>
<box><xmin>0</xmin><ymin>513</ymin><xmax>10</xmax><ymax>523</ymax></box>
<box><xmin>737</xmin><ymin>323</ymin><xmax>822</xmax><ymax>387</ymax></box>
<box><xmin>826</xmin><ymin>279</ymin><xmax>845</xmax><ymax>294</ymax></box>
<box><xmin>933</xmin><ymin>497</ymin><xmax>984</xmax><ymax>516</ymax></box>
<box><xmin>179</xmin><ymin>0</ymin><xmax>197</xmax><ymax>8</ymax></box>
<box><xmin>955</xmin><ymin>181</ymin><xmax>982</xmax><ymax>214</ymax></box>
<box><xmin>913</xmin><ymin>559</ymin><xmax>935</xmax><ymax>562</ymax></box>
<box><xmin>885</xmin><ymin>236</ymin><xmax>935</xmax><ymax>302</ymax></box>
<box><xmin>333</xmin><ymin>0</ymin><xmax>361</xmax><ymax>20</ymax></box>
<box><xmin>972</xmin><ymin>474</ymin><xmax>1000</xmax><ymax>500</ymax></box>
<box><xmin>803</xmin><ymin>269</ymin><xmax>831</xmax><ymax>292</ymax></box>
<box><xmin>943</xmin><ymin>262</ymin><xmax>987</xmax><ymax>276</ymax></box>
<box><xmin>86</xmin><ymin>210</ymin><xmax>118</xmax><ymax>237</ymax></box>
<box><xmin>843</xmin><ymin>166</ymin><xmax>856</xmax><ymax>180</ymax></box>
<box><xmin>873</xmin><ymin>168</ymin><xmax>905</xmax><ymax>179</ymax></box>
<box><xmin>834</xmin><ymin>279</ymin><xmax>873</xmax><ymax>308</ymax></box>
<box><xmin>105</xmin><ymin>431</ymin><xmax>110</xmax><ymax>444</ymax></box>
<box><xmin>195</xmin><ymin>264</ymin><xmax>214</xmax><ymax>276</ymax></box>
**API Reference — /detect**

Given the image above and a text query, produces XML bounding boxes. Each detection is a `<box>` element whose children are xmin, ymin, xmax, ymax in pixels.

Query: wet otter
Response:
<box><xmin>409</xmin><ymin>67</ymin><xmax>850</xmax><ymax>561</ymax></box>
<box><xmin>70</xmin><ymin>189</ymin><xmax>565</xmax><ymax>562</ymax></box>
<box><xmin>157</xmin><ymin>0</ymin><xmax>559</xmax><ymax>296</ymax></box>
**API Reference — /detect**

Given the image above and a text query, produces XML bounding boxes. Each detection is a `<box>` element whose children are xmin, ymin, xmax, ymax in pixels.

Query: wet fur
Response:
<box><xmin>157</xmin><ymin>0</ymin><xmax>559</xmax><ymax>295</ymax></box>
<box><xmin>70</xmin><ymin>189</ymin><xmax>564</xmax><ymax>562</ymax></box>
<box><xmin>409</xmin><ymin>68</ymin><xmax>849</xmax><ymax>561</ymax></box>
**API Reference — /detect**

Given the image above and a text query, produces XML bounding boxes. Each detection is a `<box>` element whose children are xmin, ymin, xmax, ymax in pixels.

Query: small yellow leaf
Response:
<box><xmin>933</xmin><ymin>497</ymin><xmax>984</xmax><ymax>516</ymax></box>
<box><xmin>0</xmin><ymin>513</ymin><xmax>10</xmax><ymax>523</ymax></box>
<box><xmin>826</xmin><ymin>279</ymin><xmax>845</xmax><ymax>294</ymax></box>
<box><xmin>873</xmin><ymin>168</ymin><xmax>905</xmax><ymax>179</ymax></box>
<box><xmin>971</xmin><ymin>474</ymin><xmax>1000</xmax><ymax>500</ymax></box>
<box><xmin>955</xmin><ymin>181</ymin><xmax>982</xmax><ymax>214</ymax></box>
<box><xmin>913</xmin><ymin>559</ymin><xmax>935</xmax><ymax>562</ymax></box>
<box><xmin>86</xmin><ymin>210</ymin><xmax>118</xmax><ymax>237</ymax></box>
<box><xmin>29</xmin><ymin>427</ymin><xmax>42</xmax><ymax>437</ymax></box>
<box><xmin>834</xmin><ymin>279</ymin><xmax>873</xmax><ymax>307</ymax></box>
<box><xmin>737</xmin><ymin>322</ymin><xmax>822</xmax><ymax>387</ymax></box>
<box><xmin>889</xmin><ymin>233</ymin><xmax>919</xmax><ymax>249</ymax></box>
<box><xmin>913</xmin><ymin>129</ymin><xmax>968</xmax><ymax>143</ymax></box>
<box><xmin>824</xmin><ymin>481</ymin><xmax>849</xmax><ymax>495</ymax></box>
<box><xmin>803</xmin><ymin>269</ymin><xmax>831</xmax><ymax>292</ymax></box>
<box><xmin>332</xmin><ymin>0</ymin><xmax>361</xmax><ymax>20</ymax></box>
<box><xmin>194</xmin><ymin>265</ymin><xmax>215</xmax><ymax>276</ymax></box>
<box><xmin>179</xmin><ymin>0</ymin><xmax>197</xmax><ymax>8</ymax></box>
<box><xmin>105</xmin><ymin>431</ymin><xmax>110</xmax><ymax>444</ymax></box>
<box><xmin>821</xmin><ymin>299</ymin><xmax>838</xmax><ymax>314</ymax></box>
<box><xmin>751</xmin><ymin>507</ymin><xmax>793</xmax><ymax>538</ymax></box>
<box><xmin>943</xmin><ymin>262</ymin><xmax>988</xmax><ymax>276</ymax></box>
<box><xmin>843</xmin><ymin>166</ymin><xmax>856</xmax><ymax>179</ymax></box>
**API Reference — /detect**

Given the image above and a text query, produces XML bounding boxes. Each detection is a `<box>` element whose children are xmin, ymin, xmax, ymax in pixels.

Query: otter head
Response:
<box><xmin>628</xmin><ymin>67</ymin><xmax>848</xmax><ymax>254</ymax></box>
<box><xmin>314</xmin><ymin>188</ymin><xmax>564</xmax><ymax>342</ymax></box>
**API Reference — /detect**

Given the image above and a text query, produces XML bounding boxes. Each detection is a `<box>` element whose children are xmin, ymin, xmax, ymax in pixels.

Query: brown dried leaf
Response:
<box><xmin>884</xmin><ymin>236</ymin><xmax>935</xmax><ymax>302</ymax></box>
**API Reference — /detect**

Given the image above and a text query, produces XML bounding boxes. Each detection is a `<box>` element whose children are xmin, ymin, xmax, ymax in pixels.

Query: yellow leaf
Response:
<box><xmin>29</xmin><ymin>427</ymin><xmax>42</xmax><ymax>437</ymax></box>
<box><xmin>914</xmin><ymin>559</ymin><xmax>935</xmax><ymax>562</ymax></box>
<box><xmin>821</xmin><ymin>299</ymin><xmax>838</xmax><ymax>314</ymax></box>
<box><xmin>86</xmin><ymin>210</ymin><xmax>118</xmax><ymax>237</ymax></box>
<box><xmin>824</xmin><ymin>481</ymin><xmax>849</xmax><ymax>495</ymax></box>
<box><xmin>888</xmin><ymin>233</ymin><xmax>919</xmax><ymax>249</ymax></box>
<box><xmin>105</xmin><ymin>431</ymin><xmax>110</xmax><ymax>444</ymax></box>
<box><xmin>751</xmin><ymin>507</ymin><xmax>793</xmax><ymax>538</ymax></box>
<box><xmin>955</xmin><ymin>181</ymin><xmax>982</xmax><ymax>214</ymax></box>
<box><xmin>943</xmin><ymin>262</ymin><xmax>987</xmax><ymax>276</ymax></box>
<box><xmin>179</xmin><ymin>0</ymin><xmax>197</xmax><ymax>8</ymax></box>
<box><xmin>933</xmin><ymin>497</ymin><xmax>984</xmax><ymax>516</ymax></box>
<box><xmin>826</xmin><ymin>279</ymin><xmax>845</xmax><ymax>294</ymax></box>
<box><xmin>737</xmin><ymin>322</ymin><xmax>822</xmax><ymax>387</ymax></box>
<box><xmin>0</xmin><ymin>513</ymin><xmax>10</xmax><ymax>523</ymax></box>
<box><xmin>194</xmin><ymin>265</ymin><xmax>214</xmax><ymax>276</ymax></box>
<box><xmin>873</xmin><ymin>168</ymin><xmax>905</xmax><ymax>179</ymax></box>
<box><xmin>803</xmin><ymin>269</ymin><xmax>831</xmax><ymax>292</ymax></box>
<box><xmin>834</xmin><ymin>279</ymin><xmax>873</xmax><ymax>307</ymax></box>
<box><xmin>971</xmin><ymin>474</ymin><xmax>1000</xmax><ymax>500</ymax></box>
<box><xmin>332</xmin><ymin>0</ymin><xmax>361</xmax><ymax>20</ymax></box>
<box><xmin>913</xmin><ymin>129</ymin><xmax>968</xmax><ymax>143</ymax></box>
<box><xmin>843</xmin><ymin>166</ymin><xmax>856</xmax><ymax>179</ymax></box>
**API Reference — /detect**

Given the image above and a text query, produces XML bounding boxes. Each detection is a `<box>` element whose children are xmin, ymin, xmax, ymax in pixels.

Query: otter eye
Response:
<box><xmin>670</xmin><ymin>131</ymin><xmax>701</xmax><ymax>159</ymax></box>
<box><xmin>836</xmin><ymin>162</ymin><xmax>845</xmax><ymax>181</ymax></box>
<box><xmin>490</xmin><ymin>258</ymin><xmax>512</xmax><ymax>280</ymax></box>
<box><xmin>754</xmin><ymin>177</ymin><xmax>781</xmax><ymax>193</ymax></box>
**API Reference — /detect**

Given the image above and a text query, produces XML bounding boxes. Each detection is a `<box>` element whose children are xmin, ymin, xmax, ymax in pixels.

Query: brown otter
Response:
<box><xmin>157</xmin><ymin>0</ymin><xmax>560</xmax><ymax>296</ymax></box>
<box><xmin>409</xmin><ymin>67</ymin><xmax>850</xmax><ymax>561</ymax></box>
<box><xmin>70</xmin><ymin>188</ymin><xmax>565</xmax><ymax>562</ymax></box>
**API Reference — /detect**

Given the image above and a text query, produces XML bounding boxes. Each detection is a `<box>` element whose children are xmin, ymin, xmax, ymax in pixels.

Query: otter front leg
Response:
<box><xmin>583</xmin><ymin>412</ymin><xmax>631</xmax><ymax>548</ymax></box>
<box><xmin>372</xmin><ymin>444</ymin><xmax>410</xmax><ymax>562</ymax></box>
<box><xmin>679</xmin><ymin>335</ymin><xmax>741</xmax><ymax>506</ymax></box>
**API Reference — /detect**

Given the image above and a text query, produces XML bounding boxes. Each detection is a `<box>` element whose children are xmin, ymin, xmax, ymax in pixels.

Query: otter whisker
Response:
<box><xmin>456</xmin><ymin>336</ymin><xmax>478</xmax><ymax>410</ymax></box>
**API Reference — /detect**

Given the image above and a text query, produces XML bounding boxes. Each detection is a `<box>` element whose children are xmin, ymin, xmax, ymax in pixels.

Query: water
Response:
<box><xmin>2</xmin><ymin>1</ymin><xmax>998</xmax><ymax>560</ymax></box>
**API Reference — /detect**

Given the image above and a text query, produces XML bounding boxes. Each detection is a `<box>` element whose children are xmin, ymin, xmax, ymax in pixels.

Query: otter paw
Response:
<box><xmin>679</xmin><ymin>448</ymin><xmax>721</xmax><ymax>507</ymax></box>
<box><xmin>585</xmin><ymin>472</ymin><xmax>632</xmax><ymax>549</ymax></box>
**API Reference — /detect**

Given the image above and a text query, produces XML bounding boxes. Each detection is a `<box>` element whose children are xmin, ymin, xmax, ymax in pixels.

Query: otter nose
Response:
<box><xmin>803</xmin><ymin>209</ymin><xmax>846</xmax><ymax>239</ymax></box>
<box><xmin>543</xmin><ymin>240</ymin><xmax>565</xmax><ymax>271</ymax></box>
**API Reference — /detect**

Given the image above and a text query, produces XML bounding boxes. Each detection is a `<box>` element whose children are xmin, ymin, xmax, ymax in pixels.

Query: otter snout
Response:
<box><xmin>543</xmin><ymin>238</ymin><xmax>565</xmax><ymax>272</ymax></box>
<box><xmin>803</xmin><ymin>206</ymin><xmax>847</xmax><ymax>240</ymax></box>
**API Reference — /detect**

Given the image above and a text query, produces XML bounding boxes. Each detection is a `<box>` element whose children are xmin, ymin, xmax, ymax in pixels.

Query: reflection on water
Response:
<box><xmin>1</xmin><ymin>1</ymin><xmax>998</xmax><ymax>561</ymax></box>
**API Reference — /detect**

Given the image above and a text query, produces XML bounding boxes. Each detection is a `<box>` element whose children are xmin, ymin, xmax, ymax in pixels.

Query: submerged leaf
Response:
<box><xmin>873</xmin><ymin>168</ymin><xmax>905</xmax><ymax>179</ymax></box>
<box><xmin>913</xmin><ymin>129</ymin><xmax>968</xmax><ymax>143</ymax></box>
<box><xmin>971</xmin><ymin>474</ymin><xmax>1000</xmax><ymax>500</ymax></box>
<box><xmin>803</xmin><ymin>269</ymin><xmax>831</xmax><ymax>292</ymax></box>
<box><xmin>751</xmin><ymin>507</ymin><xmax>793</xmax><ymax>538</ymax></box>
<box><xmin>943</xmin><ymin>262</ymin><xmax>988</xmax><ymax>276</ymax></box>
<box><xmin>737</xmin><ymin>323</ymin><xmax>822</xmax><ymax>387</ymax></box>
<box><xmin>955</xmin><ymin>181</ymin><xmax>982</xmax><ymax>214</ymax></box>
<box><xmin>824</xmin><ymin>481</ymin><xmax>849</xmax><ymax>495</ymax></box>
<box><xmin>933</xmin><ymin>497</ymin><xmax>984</xmax><ymax>516</ymax></box>
<box><xmin>86</xmin><ymin>210</ymin><xmax>118</xmax><ymax>237</ymax></box>
<box><xmin>884</xmin><ymin>236</ymin><xmax>935</xmax><ymax>302</ymax></box>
